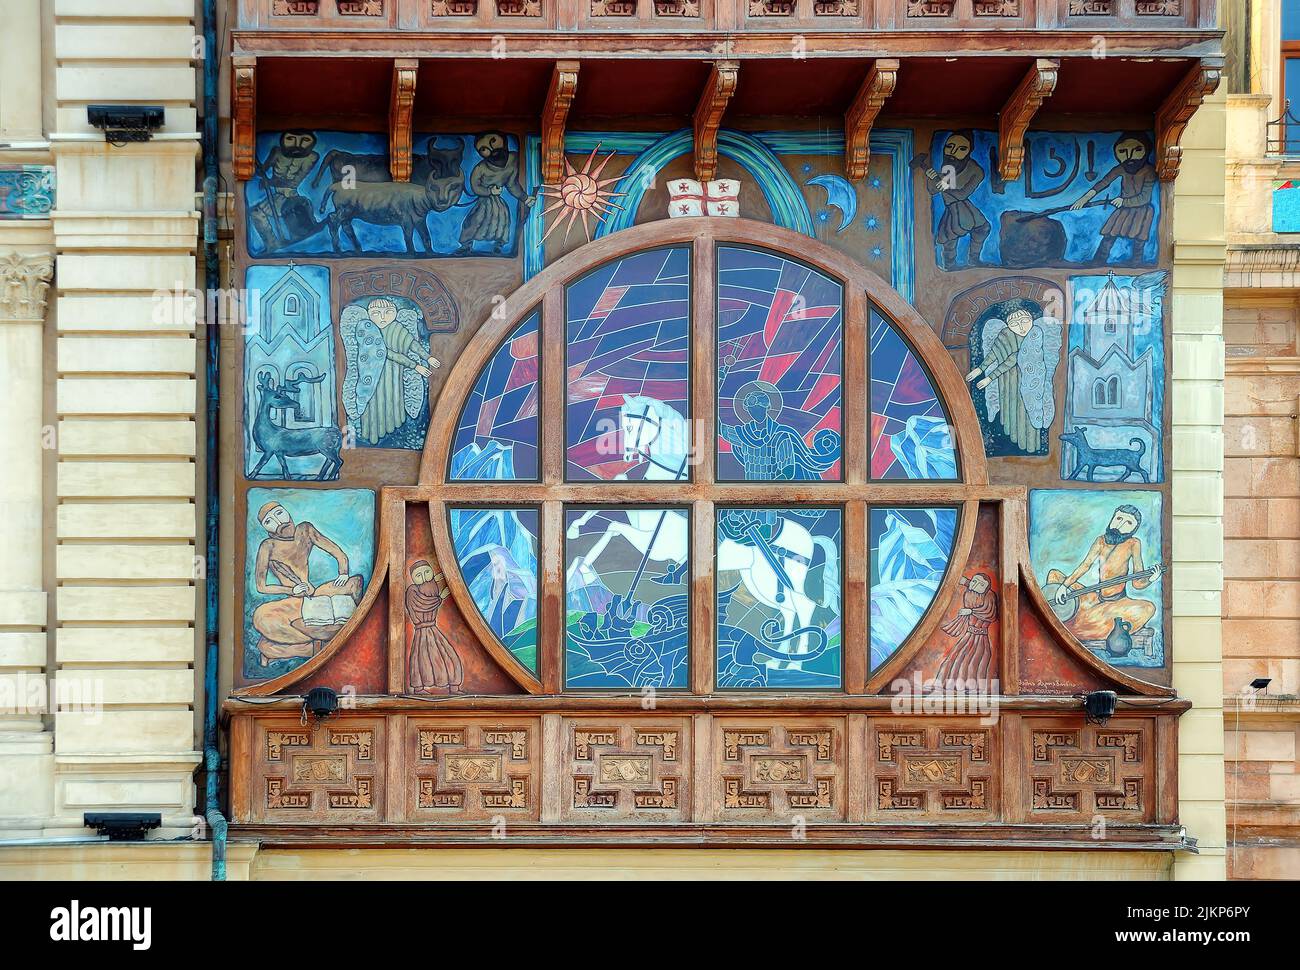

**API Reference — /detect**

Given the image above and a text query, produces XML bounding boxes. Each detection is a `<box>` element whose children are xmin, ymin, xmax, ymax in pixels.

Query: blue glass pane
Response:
<box><xmin>1286</xmin><ymin>0</ymin><xmax>1300</xmax><ymax>40</ymax></box>
<box><xmin>870</xmin><ymin>307</ymin><xmax>959</xmax><ymax>479</ymax></box>
<box><xmin>870</xmin><ymin>507</ymin><xmax>958</xmax><ymax>671</ymax></box>
<box><xmin>1287</xmin><ymin>61</ymin><xmax>1300</xmax><ymax>154</ymax></box>
<box><xmin>716</xmin><ymin>507</ymin><xmax>842</xmax><ymax>690</ymax></box>
<box><xmin>449</xmin><ymin>507</ymin><xmax>539</xmax><ymax>674</ymax></box>
<box><xmin>717</xmin><ymin>246</ymin><xmax>843</xmax><ymax>481</ymax></box>
<box><xmin>450</xmin><ymin>310</ymin><xmax>540</xmax><ymax>480</ymax></box>
<box><xmin>565</xmin><ymin>507</ymin><xmax>689</xmax><ymax>689</ymax></box>
<box><xmin>566</xmin><ymin>248</ymin><xmax>692</xmax><ymax>482</ymax></box>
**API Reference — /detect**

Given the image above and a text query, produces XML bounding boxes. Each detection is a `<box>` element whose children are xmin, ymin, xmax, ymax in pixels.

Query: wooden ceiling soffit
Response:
<box><xmin>997</xmin><ymin>58</ymin><xmax>1058</xmax><ymax>183</ymax></box>
<box><xmin>232</xmin><ymin>55</ymin><xmax>257</xmax><ymax>182</ymax></box>
<box><xmin>1155</xmin><ymin>58</ymin><xmax>1223</xmax><ymax>182</ymax></box>
<box><xmin>541</xmin><ymin>60</ymin><xmax>580</xmax><ymax>186</ymax></box>
<box><xmin>844</xmin><ymin>59</ymin><xmax>899</xmax><ymax>182</ymax></box>
<box><xmin>389</xmin><ymin>58</ymin><xmax>418</xmax><ymax>183</ymax></box>
<box><xmin>694</xmin><ymin>60</ymin><xmax>739</xmax><ymax>183</ymax></box>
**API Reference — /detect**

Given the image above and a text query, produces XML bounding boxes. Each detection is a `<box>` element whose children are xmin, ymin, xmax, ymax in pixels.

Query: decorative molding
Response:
<box><xmin>0</xmin><ymin>166</ymin><xmax>56</xmax><ymax>220</ymax></box>
<box><xmin>1155</xmin><ymin>58</ymin><xmax>1222</xmax><ymax>182</ymax></box>
<box><xmin>389</xmin><ymin>59</ymin><xmax>419</xmax><ymax>182</ymax></box>
<box><xmin>844</xmin><ymin>59</ymin><xmax>898</xmax><ymax>182</ymax></box>
<box><xmin>541</xmin><ymin>61</ymin><xmax>580</xmax><ymax>185</ymax></box>
<box><xmin>693</xmin><ymin>60</ymin><xmax>739</xmax><ymax>182</ymax></box>
<box><xmin>232</xmin><ymin>55</ymin><xmax>257</xmax><ymax>182</ymax></box>
<box><xmin>997</xmin><ymin>58</ymin><xmax>1058</xmax><ymax>183</ymax></box>
<box><xmin>0</xmin><ymin>252</ymin><xmax>54</xmax><ymax>322</ymax></box>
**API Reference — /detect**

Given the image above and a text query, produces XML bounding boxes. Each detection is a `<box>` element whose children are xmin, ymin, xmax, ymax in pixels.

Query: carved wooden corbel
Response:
<box><xmin>844</xmin><ymin>59</ymin><xmax>899</xmax><ymax>182</ymax></box>
<box><xmin>694</xmin><ymin>60</ymin><xmax>739</xmax><ymax>182</ymax></box>
<box><xmin>1155</xmin><ymin>59</ymin><xmax>1222</xmax><ymax>182</ymax></box>
<box><xmin>232</xmin><ymin>55</ymin><xmax>257</xmax><ymax>182</ymax></box>
<box><xmin>541</xmin><ymin>60</ymin><xmax>580</xmax><ymax>185</ymax></box>
<box><xmin>997</xmin><ymin>58</ymin><xmax>1058</xmax><ymax>183</ymax></box>
<box><xmin>390</xmin><ymin>59</ymin><xmax>419</xmax><ymax>182</ymax></box>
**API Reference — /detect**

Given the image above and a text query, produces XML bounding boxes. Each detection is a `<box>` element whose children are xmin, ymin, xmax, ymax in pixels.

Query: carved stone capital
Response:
<box><xmin>0</xmin><ymin>252</ymin><xmax>54</xmax><ymax>322</ymax></box>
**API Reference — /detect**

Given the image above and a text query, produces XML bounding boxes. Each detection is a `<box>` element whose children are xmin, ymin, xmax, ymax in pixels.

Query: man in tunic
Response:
<box><xmin>1047</xmin><ymin>504</ymin><xmax>1163</xmax><ymax>642</ymax></box>
<box><xmin>936</xmin><ymin>573</ymin><xmax>998</xmax><ymax>684</ymax></box>
<box><xmin>1069</xmin><ymin>132</ymin><xmax>1157</xmax><ymax>265</ymax></box>
<box><xmin>719</xmin><ymin>385</ymin><xmax>839</xmax><ymax>481</ymax></box>
<box><xmin>250</xmin><ymin>501</ymin><xmax>364</xmax><ymax>665</ymax></box>
<box><xmin>405</xmin><ymin>560</ymin><xmax>463</xmax><ymax>695</ymax></box>
<box><xmin>249</xmin><ymin>130</ymin><xmax>321</xmax><ymax>252</ymax></box>
<box><xmin>964</xmin><ymin>300</ymin><xmax>1040</xmax><ymax>453</ymax></box>
<box><xmin>353</xmin><ymin>297</ymin><xmax>437</xmax><ymax>445</ymax></box>
<box><xmin>920</xmin><ymin>131</ymin><xmax>991</xmax><ymax>269</ymax></box>
<box><xmin>456</xmin><ymin>132</ymin><xmax>534</xmax><ymax>255</ymax></box>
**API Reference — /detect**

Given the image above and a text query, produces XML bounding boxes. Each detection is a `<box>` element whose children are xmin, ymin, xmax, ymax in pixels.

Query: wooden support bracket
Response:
<box><xmin>389</xmin><ymin>59</ymin><xmax>418</xmax><ymax>183</ymax></box>
<box><xmin>1155</xmin><ymin>58</ymin><xmax>1222</xmax><ymax>182</ymax></box>
<box><xmin>541</xmin><ymin>60</ymin><xmax>580</xmax><ymax>185</ymax></box>
<box><xmin>997</xmin><ymin>58</ymin><xmax>1058</xmax><ymax>183</ymax></box>
<box><xmin>844</xmin><ymin>58</ymin><xmax>899</xmax><ymax>182</ymax></box>
<box><xmin>693</xmin><ymin>60</ymin><xmax>739</xmax><ymax>183</ymax></box>
<box><xmin>232</xmin><ymin>55</ymin><xmax>257</xmax><ymax>182</ymax></box>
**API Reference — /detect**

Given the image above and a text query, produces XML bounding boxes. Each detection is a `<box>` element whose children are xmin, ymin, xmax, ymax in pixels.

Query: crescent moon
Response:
<box><xmin>806</xmin><ymin>174</ymin><xmax>858</xmax><ymax>234</ymax></box>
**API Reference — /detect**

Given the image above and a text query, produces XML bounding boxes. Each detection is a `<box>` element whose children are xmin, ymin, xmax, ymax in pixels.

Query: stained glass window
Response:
<box><xmin>564</xmin><ymin>506</ymin><xmax>690</xmax><ymax>689</ymax></box>
<box><xmin>716</xmin><ymin>506</ymin><xmax>842</xmax><ymax>689</ymax></box>
<box><xmin>451</xmin><ymin>310</ymin><xmax>540</xmax><ymax>480</ymax></box>
<box><xmin>870</xmin><ymin>306</ymin><xmax>958</xmax><ymax>480</ymax></box>
<box><xmin>449</xmin><ymin>506</ymin><xmax>540</xmax><ymax>674</ymax></box>
<box><xmin>565</xmin><ymin>248</ymin><xmax>692</xmax><ymax>483</ymax></box>
<box><xmin>869</xmin><ymin>507</ymin><xmax>958</xmax><ymax>671</ymax></box>
<box><xmin>717</xmin><ymin>246</ymin><xmax>843</xmax><ymax>481</ymax></box>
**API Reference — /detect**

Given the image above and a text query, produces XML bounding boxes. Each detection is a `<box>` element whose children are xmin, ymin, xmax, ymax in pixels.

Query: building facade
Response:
<box><xmin>0</xmin><ymin>0</ymin><xmax>1239</xmax><ymax>880</ymax></box>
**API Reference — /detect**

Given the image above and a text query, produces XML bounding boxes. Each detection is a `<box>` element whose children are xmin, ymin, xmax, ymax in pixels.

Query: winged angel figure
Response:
<box><xmin>965</xmin><ymin>299</ymin><xmax>1063</xmax><ymax>455</ymax></box>
<box><xmin>340</xmin><ymin>298</ymin><xmax>437</xmax><ymax>446</ymax></box>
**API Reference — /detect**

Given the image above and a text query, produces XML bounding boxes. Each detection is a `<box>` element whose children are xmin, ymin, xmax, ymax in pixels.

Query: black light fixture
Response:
<box><xmin>303</xmin><ymin>686</ymin><xmax>340</xmax><ymax>722</ymax></box>
<box><xmin>87</xmin><ymin>105</ymin><xmax>164</xmax><ymax>145</ymax></box>
<box><xmin>83</xmin><ymin>812</ymin><xmax>161</xmax><ymax>841</ymax></box>
<box><xmin>1083</xmin><ymin>690</ymin><xmax>1117</xmax><ymax>725</ymax></box>
<box><xmin>1249</xmin><ymin>677</ymin><xmax>1272</xmax><ymax>691</ymax></box>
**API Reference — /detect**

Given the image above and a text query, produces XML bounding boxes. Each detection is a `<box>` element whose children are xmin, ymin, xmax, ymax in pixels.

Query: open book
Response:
<box><xmin>301</xmin><ymin>593</ymin><xmax>356</xmax><ymax>627</ymax></box>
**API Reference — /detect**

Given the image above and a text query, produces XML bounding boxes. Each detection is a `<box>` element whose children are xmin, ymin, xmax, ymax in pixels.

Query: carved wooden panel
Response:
<box><xmin>406</xmin><ymin>717</ymin><xmax>541</xmax><ymax>822</ymax></box>
<box><xmin>1019</xmin><ymin>716</ymin><xmax>1155</xmax><ymax>823</ymax></box>
<box><xmin>712</xmin><ymin>718</ymin><xmax>847</xmax><ymax>822</ymax></box>
<box><xmin>250</xmin><ymin>717</ymin><xmax>385</xmax><ymax>823</ymax></box>
<box><xmin>867</xmin><ymin>720</ymin><xmax>998</xmax><ymax>821</ymax></box>
<box><xmin>561</xmin><ymin>718</ymin><xmax>691</xmax><ymax>823</ymax></box>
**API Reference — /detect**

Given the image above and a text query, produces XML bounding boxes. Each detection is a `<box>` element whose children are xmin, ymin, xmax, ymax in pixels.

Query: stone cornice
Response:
<box><xmin>0</xmin><ymin>251</ymin><xmax>54</xmax><ymax>323</ymax></box>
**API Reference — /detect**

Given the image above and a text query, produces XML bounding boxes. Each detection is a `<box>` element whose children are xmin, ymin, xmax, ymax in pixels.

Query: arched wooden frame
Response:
<box><xmin>423</xmin><ymin>218</ymin><xmax>991</xmax><ymax>697</ymax></box>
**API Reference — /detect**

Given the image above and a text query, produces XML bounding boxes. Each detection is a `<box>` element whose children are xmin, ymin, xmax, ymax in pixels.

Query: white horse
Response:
<box><xmin>566</xmin><ymin>396</ymin><xmax>691</xmax><ymax>588</ymax></box>
<box><xmin>717</xmin><ymin>516</ymin><xmax>840</xmax><ymax>671</ymax></box>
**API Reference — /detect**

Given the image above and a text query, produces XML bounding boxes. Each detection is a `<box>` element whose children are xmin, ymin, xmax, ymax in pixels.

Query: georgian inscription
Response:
<box><xmin>715</xmin><ymin>720</ymin><xmax>844</xmax><ymax>821</ymax></box>
<box><xmin>564</xmin><ymin>718</ymin><xmax>690</xmax><ymax>822</ymax></box>
<box><xmin>409</xmin><ymin>719</ymin><xmax>538</xmax><ymax>821</ymax></box>
<box><xmin>869</xmin><ymin>721</ymin><xmax>997</xmax><ymax>820</ymax></box>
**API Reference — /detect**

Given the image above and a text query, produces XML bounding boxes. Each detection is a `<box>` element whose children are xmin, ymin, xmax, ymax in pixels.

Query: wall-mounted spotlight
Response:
<box><xmin>1249</xmin><ymin>678</ymin><xmax>1272</xmax><ymax>692</ymax></box>
<box><xmin>84</xmin><ymin>812</ymin><xmax>161</xmax><ymax>841</ymax></box>
<box><xmin>1083</xmin><ymin>690</ymin><xmax>1117</xmax><ymax>725</ymax></box>
<box><xmin>87</xmin><ymin>105</ymin><xmax>164</xmax><ymax>145</ymax></box>
<box><xmin>302</xmin><ymin>686</ymin><xmax>339</xmax><ymax>724</ymax></box>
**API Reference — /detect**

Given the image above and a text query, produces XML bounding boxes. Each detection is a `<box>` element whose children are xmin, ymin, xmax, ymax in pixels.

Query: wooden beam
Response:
<box><xmin>844</xmin><ymin>58</ymin><xmax>898</xmax><ymax>182</ymax></box>
<box><xmin>1155</xmin><ymin>58</ymin><xmax>1222</xmax><ymax>182</ymax></box>
<box><xmin>231</xmin><ymin>55</ymin><xmax>257</xmax><ymax>182</ymax></box>
<box><xmin>693</xmin><ymin>60</ymin><xmax>738</xmax><ymax>182</ymax></box>
<box><xmin>541</xmin><ymin>60</ymin><xmax>580</xmax><ymax>185</ymax></box>
<box><xmin>389</xmin><ymin>58</ymin><xmax>418</xmax><ymax>183</ymax></box>
<box><xmin>997</xmin><ymin>58</ymin><xmax>1057</xmax><ymax>183</ymax></box>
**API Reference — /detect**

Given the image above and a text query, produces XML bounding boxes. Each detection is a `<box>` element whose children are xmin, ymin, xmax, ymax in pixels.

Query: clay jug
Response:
<box><xmin>1105</xmin><ymin>617</ymin><xmax>1134</xmax><ymax>657</ymax></box>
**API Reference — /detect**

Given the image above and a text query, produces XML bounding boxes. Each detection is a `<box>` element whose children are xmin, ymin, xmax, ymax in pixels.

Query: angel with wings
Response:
<box><xmin>340</xmin><ymin>297</ymin><xmax>439</xmax><ymax>446</ymax></box>
<box><xmin>965</xmin><ymin>298</ymin><xmax>1063</xmax><ymax>455</ymax></box>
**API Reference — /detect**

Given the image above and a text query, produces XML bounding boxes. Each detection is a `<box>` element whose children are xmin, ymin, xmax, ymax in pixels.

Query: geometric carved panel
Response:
<box><xmin>1021</xmin><ymin>717</ymin><xmax>1154</xmax><ymax>823</ymax></box>
<box><xmin>561</xmin><ymin>718</ymin><xmax>691</xmax><ymax>823</ymax></box>
<box><xmin>867</xmin><ymin>720</ymin><xmax>999</xmax><ymax>821</ymax></box>
<box><xmin>713</xmin><ymin>718</ymin><xmax>846</xmax><ymax>822</ymax></box>
<box><xmin>251</xmin><ymin>717</ymin><xmax>385</xmax><ymax>823</ymax></box>
<box><xmin>406</xmin><ymin>717</ymin><xmax>541</xmax><ymax>822</ymax></box>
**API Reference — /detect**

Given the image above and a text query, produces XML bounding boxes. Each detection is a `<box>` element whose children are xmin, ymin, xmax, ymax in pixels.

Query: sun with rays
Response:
<box><xmin>538</xmin><ymin>144</ymin><xmax>626</xmax><ymax>244</ymax></box>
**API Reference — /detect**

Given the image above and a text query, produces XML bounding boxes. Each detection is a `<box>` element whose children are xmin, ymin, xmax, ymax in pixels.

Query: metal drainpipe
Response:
<box><xmin>201</xmin><ymin>0</ymin><xmax>228</xmax><ymax>882</ymax></box>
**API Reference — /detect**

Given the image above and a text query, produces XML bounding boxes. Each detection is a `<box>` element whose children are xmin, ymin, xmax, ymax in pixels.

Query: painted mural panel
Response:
<box><xmin>716</xmin><ymin>246</ymin><xmax>843</xmax><ymax>481</ymax></box>
<box><xmin>244</xmin><ymin>264</ymin><xmax>342</xmax><ymax>481</ymax></box>
<box><xmin>451</xmin><ymin>309</ymin><xmax>541</xmax><ymax>480</ymax></box>
<box><xmin>243</xmin><ymin>487</ymin><xmax>376</xmax><ymax>680</ymax></box>
<box><xmin>870</xmin><ymin>308</ymin><xmax>958</xmax><ymax>479</ymax></box>
<box><xmin>1029</xmin><ymin>489</ymin><xmax>1164</xmax><ymax>667</ymax></box>
<box><xmin>449</xmin><ymin>507</ymin><xmax>540</xmax><ymax>675</ymax></box>
<box><xmin>716</xmin><ymin>507</ymin><xmax>842</xmax><ymax>690</ymax></box>
<box><xmin>245</xmin><ymin>130</ymin><xmax>530</xmax><ymax>258</ymax></box>
<box><xmin>916</xmin><ymin>130</ymin><xmax>1160</xmax><ymax>270</ymax></box>
<box><xmin>565</xmin><ymin>247</ymin><xmax>691</xmax><ymax>482</ymax></box>
<box><xmin>870</xmin><ymin>507</ymin><xmax>958</xmax><ymax>672</ymax></box>
<box><xmin>564</xmin><ymin>507</ymin><xmax>689</xmax><ymax>690</ymax></box>
<box><xmin>1061</xmin><ymin>272</ymin><xmax>1167</xmax><ymax>483</ymax></box>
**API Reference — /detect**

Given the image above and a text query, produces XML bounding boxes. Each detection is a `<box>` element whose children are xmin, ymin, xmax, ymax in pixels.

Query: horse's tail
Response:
<box><xmin>1129</xmin><ymin>437</ymin><xmax>1146</xmax><ymax>455</ymax></box>
<box><xmin>812</xmin><ymin>535</ymin><xmax>840</xmax><ymax>612</ymax></box>
<box><xmin>759</xmin><ymin>618</ymin><xmax>828</xmax><ymax>659</ymax></box>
